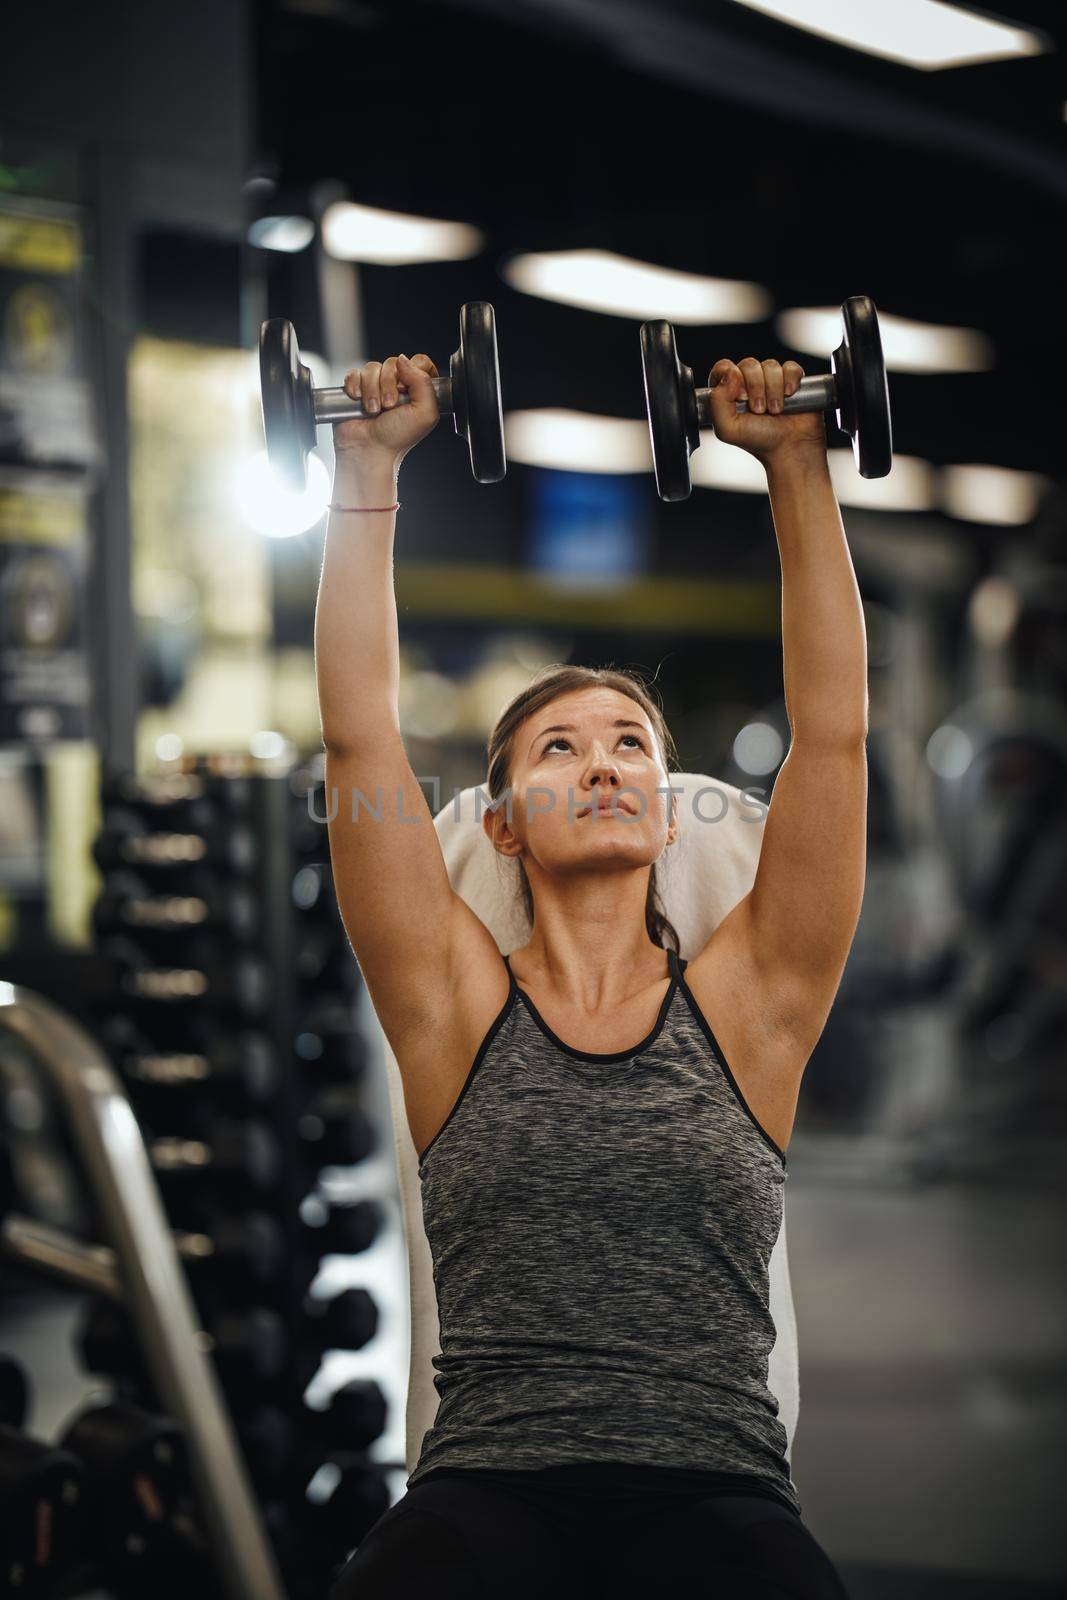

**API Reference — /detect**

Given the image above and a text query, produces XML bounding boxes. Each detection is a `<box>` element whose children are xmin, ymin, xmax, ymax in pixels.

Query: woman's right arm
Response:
<box><xmin>314</xmin><ymin>354</ymin><xmax>499</xmax><ymax>1057</ymax></box>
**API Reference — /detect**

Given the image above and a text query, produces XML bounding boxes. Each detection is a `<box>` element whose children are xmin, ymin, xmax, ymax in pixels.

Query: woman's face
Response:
<box><xmin>485</xmin><ymin>686</ymin><xmax>678</xmax><ymax>875</ymax></box>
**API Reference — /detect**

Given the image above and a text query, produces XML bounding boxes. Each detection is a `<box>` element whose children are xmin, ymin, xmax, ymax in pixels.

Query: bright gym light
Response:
<box><xmin>504</xmin><ymin>410</ymin><xmax>653</xmax><ymax>474</ymax></box>
<box><xmin>234</xmin><ymin>451</ymin><xmax>331</xmax><ymax>537</ymax></box>
<box><xmin>501</xmin><ymin>250</ymin><xmax>772</xmax><ymax>324</ymax></box>
<box><xmin>321</xmin><ymin>201</ymin><xmax>484</xmax><ymax>264</ymax></box>
<box><xmin>941</xmin><ymin>464</ymin><xmax>1049</xmax><ymax>526</ymax></box>
<box><xmin>829</xmin><ymin>450</ymin><xmax>937</xmax><ymax>511</ymax></box>
<box><xmin>776</xmin><ymin>306</ymin><xmax>994</xmax><ymax>374</ymax></box>
<box><xmin>248</xmin><ymin>215</ymin><xmax>316</xmax><ymax>253</ymax></box>
<box><xmin>733</xmin><ymin>1</ymin><xmax>1046</xmax><ymax>71</ymax></box>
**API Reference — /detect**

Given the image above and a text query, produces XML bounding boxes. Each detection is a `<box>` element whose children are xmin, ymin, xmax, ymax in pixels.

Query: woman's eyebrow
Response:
<box><xmin>528</xmin><ymin>719</ymin><xmax>647</xmax><ymax>753</ymax></box>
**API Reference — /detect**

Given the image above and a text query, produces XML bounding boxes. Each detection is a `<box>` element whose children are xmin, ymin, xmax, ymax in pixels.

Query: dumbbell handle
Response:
<box><xmin>314</xmin><ymin>378</ymin><xmax>454</xmax><ymax>426</ymax></box>
<box><xmin>695</xmin><ymin>372</ymin><xmax>836</xmax><ymax>427</ymax></box>
<box><xmin>320</xmin><ymin>371</ymin><xmax>835</xmax><ymax>428</ymax></box>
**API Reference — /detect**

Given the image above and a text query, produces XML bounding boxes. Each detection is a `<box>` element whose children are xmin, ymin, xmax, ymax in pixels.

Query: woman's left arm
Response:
<box><xmin>746</xmin><ymin>450</ymin><xmax>868</xmax><ymax>1035</ymax></box>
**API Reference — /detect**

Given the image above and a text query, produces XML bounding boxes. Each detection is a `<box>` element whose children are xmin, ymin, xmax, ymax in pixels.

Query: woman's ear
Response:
<box><xmin>667</xmin><ymin>795</ymin><xmax>679</xmax><ymax>845</ymax></box>
<box><xmin>483</xmin><ymin>802</ymin><xmax>522</xmax><ymax>858</ymax></box>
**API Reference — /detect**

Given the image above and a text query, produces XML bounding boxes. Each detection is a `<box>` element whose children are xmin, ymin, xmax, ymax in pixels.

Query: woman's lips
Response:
<box><xmin>580</xmin><ymin>799</ymin><xmax>636</xmax><ymax>817</ymax></box>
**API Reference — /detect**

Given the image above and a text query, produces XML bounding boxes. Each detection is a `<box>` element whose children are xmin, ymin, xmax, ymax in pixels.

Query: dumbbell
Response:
<box><xmin>93</xmin><ymin>868</ymin><xmax>260</xmax><ymax>944</ymax></box>
<box><xmin>79</xmin><ymin>1298</ymin><xmax>288</xmax><ymax>1393</ymax></box>
<box><xmin>235</xmin><ymin>1381</ymin><xmax>388</xmax><ymax>1488</ymax></box>
<box><xmin>295</xmin><ymin>1029</ymin><xmax>369</xmax><ymax>1087</ymax></box>
<box><xmin>94</xmin><ymin>806</ymin><xmax>258</xmax><ymax>877</ymax></box>
<box><xmin>297</xmin><ymin>1451</ymin><xmax>391</xmax><ymax>1554</ymax></box>
<box><xmin>233</xmin><ymin>1406</ymin><xmax>295</xmax><ymax>1484</ymax></box>
<box><xmin>295</xmin><ymin>996</ymin><xmax>370</xmax><ymax>1086</ymax></box>
<box><xmin>75</xmin><ymin>1303</ymin><xmax>152</xmax><ymax>1407</ymax></box>
<box><xmin>58</xmin><ymin>1400</ymin><xmax>190</xmax><ymax>1573</ymax></box>
<box><xmin>174</xmin><ymin>1212</ymin><xmax>285</xmax><ymax>1288</ymax></box>
<box><xmin>297</xmin><ymin>1087</ymin><xmax>376</xmax><ymax>1168</ymax></box>
<box><xmin>640</xmin><ymin>293</ymin><xmax>893</xmax><ymax>502</ymax></box>
<box><xmin>294</xmin><ymin>925</ymin><xmax>359</xmax><ymax>992</ymax></box>
<box><xmin>260</xmin><ymin>301</ymin><xmax>507</xmax><ymax>490</ymax></box>
<box><xmin>291</xmin><ymin>859</ymin><xmax>342</xmax><ymax>924</ymax></box>
<box><xmin>102</xmin><ymin>934</ymin><xmax>272</xmax><ymax>1022</ymax></box>
<box><xmin>101</xmin><ymin>1014</ymin><xmax>279</xmax><ymax>1106</ymax></box>
<box><xmin>292</xmin><ymin>1288</ymin><xmax>380</xmax><ymax>1394</ymax></box>
<box><xmin>300</xmin><ymin>1196</ymin><xmax>382</xmax><ymax>1257</ymax></box>
<box><xmin>100</xmin><ymin>771</ymin><xmax>252</xmax><ymax>827</ymax></box>
<box><xmin>0</xmin><ymin>1425</ymin><xmax>85</xmax><ymax>1597</ymax></box>
<box><xmin>149</xmin><ymin>1118</ymin><xmax>282</xmax><ymax>1193</ymax></box>
<box><xmin>307</xmin><ymin>1379</ymin><xmax>388</xmax><ymax>1452</ymax></box>
<box><xmin>209</xmin><ymin>1306</ymin><xmax>288</xmax><ymax>1387</ymax></box>
<box><xmin>302</xmin><ymin>1288</ymin><xmax>378</xmax><ymax>1353</ymax></box>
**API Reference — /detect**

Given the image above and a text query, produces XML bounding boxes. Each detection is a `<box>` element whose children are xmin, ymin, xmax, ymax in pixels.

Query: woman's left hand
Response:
<box><xmin>706</xmin><ymin>357</ymin><xmax>826</xmax><ymax>466</ymax></box>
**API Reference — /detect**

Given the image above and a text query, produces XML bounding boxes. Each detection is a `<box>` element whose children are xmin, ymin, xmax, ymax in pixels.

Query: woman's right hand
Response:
<box><xmin>334</xmin><ymin>352</ymin><xmax>441</xmax><ymax>464</ymax></box>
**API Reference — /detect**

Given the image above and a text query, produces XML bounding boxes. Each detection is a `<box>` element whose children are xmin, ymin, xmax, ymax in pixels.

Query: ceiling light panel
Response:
<box><xmin>504</xmin><ymin>410</ymin><xmax>653</xmax><ymax>474</ymax></box>
<box><xmin>941</xmin><ymin>464</ymin><xmax>1049</xmax><ymax>525</ymax></box>
<box><xmin>321</xmin><ymin>202</ymin><xmax>484</xmax><ymax>264</ymax></box>
<box><xmin>776</xmin><ymin>306</ymin><xmax>995</xmax><ymax>373</ymax></box>
<box><xmin>502</xmin><ymin>250</ymin><xmax>772</xmax><ymax>324</ymax></box>
<box><xmin>733</xmin><ymin>0</ymin><xmax>1046</xmax><ymax>72</ymax></box>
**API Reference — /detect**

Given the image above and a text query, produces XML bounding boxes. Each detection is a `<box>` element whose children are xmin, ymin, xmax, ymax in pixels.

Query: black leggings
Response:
<box><xmin>327</xmin><ymin>1465</ymin><xmax>851</xmax><ymax>1599</ymax></box>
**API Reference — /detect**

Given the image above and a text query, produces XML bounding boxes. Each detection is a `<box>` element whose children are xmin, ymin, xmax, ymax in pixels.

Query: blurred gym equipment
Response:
<box><xmin>1</xmin><ymin>762</ymin><xmax>429</xmax><ymax>1596</ymax></box>
<box><xmin>0</xmin><ymin>986</ymin><xmax>286</xmax><ymax>1600</ymax></box>
<box><xmin>0</xmin><ymin>1418</ymin><xmax>85</xmax><ymax>1598</ymax></box>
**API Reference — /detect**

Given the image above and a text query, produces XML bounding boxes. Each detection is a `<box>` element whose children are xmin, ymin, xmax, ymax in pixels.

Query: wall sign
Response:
<box><xmin>0</xmin><ymin>193</ymin><xmax>102</xmax><ymax>473</ymax></box>
<box><xmin>0</xmin><ymin>470</ymin><xmax>91</xmax><ymax>741</ymax></box>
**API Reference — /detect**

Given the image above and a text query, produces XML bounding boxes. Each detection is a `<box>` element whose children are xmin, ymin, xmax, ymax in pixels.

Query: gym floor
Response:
<box><xmin>5</xmin><ymin>1130</ymin><xmax>1063</xmax><ymax>1600</ymax></box>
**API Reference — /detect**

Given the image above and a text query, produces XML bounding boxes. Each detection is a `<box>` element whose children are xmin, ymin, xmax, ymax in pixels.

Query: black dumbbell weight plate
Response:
<box><xmin>58</xmin><ymin>1401</ymin><xmax>196</xmax><ymax>1576</ymax></box>
<box><xmin>451</xmin><ymin>302</ymin><xmax>506</xmax><ymax>484</ymax></box>
<box><xmin>831</xmin><ymin>295</ymin><xmax>892</xmax><ymax>480</ymax></box>
<box><xmin>0</xmin><ymin>1426</ymin><xmax>85</xmax><ymax>1592</ymax></box>
<box><xmin>640</xmin><ymin>320</ymin><xmax>701</xmax><ymax>503</ymax></box>
<box><xmin>260</xmin><ymin>319</ymin><xmax>318</xmax><ymax>492</ymax></box>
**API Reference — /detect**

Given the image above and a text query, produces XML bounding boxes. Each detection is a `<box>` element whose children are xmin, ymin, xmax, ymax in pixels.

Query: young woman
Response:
<box><xmin>318</xmin><ymin>346</ymin><xmax>865</xmax><ymax>1598</ymax></box>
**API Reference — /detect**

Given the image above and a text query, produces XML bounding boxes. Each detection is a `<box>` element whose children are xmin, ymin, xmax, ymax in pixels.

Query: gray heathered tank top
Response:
<box><xmin>409</xmin><ymin>944</ymin><xmax>800</xmax><ymax>1516</ymax></box>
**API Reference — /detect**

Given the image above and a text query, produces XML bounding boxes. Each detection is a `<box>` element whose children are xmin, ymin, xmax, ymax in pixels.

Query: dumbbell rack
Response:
<box><xmin>0</xmin><ymin>984</ymin><xmax>285</xmax><ymax>1600</ymax></box>
<box><xmin>80</xmin><ymin>758</ymin><xmax>394</xmax><ymax>1597</ymax></box>
<box><xmin>0</xmin><ymin>757</ymin><xmax>395</xmax><ymax>1598</ymax></box>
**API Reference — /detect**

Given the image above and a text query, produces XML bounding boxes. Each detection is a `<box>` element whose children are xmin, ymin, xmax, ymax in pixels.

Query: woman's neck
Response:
<box><xmin>510</xmin><ymin>933</ymin><xmax>670</xmax><ymax>1012</ymax></box>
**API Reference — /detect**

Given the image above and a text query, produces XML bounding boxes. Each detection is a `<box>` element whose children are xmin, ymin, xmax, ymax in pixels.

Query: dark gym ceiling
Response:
<box><xmin>251</xmin><ymin>0</ymin><xmax>1065</xmax><ymax>500</ymax></box>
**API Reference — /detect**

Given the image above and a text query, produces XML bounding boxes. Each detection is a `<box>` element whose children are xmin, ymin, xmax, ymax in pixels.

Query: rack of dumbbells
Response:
<box><xmin>0</xmin><ymin>980</ymin><xmax>284</xmax><ymax>1600</ymax></box>
<box><xmin>84</xmin><ymin>757</ymin><xmax>393</xmax><ymax>1598</ymax></box>
<box><xmin>0</xmin><ymin>1346</ymin><xmax>223</xmax><ymax>1600</ymax></box>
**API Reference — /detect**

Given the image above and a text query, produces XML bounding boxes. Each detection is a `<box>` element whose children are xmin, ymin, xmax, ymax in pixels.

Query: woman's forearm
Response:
<box><xmin>764</xmin><ymin>452</ymin><xmax>868</xmax><ymax>745</ymax></box>
<box><xmin>314</xmin><ymin>453</ymin><xmax>403</xmax><ymax>753</ymax></box>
